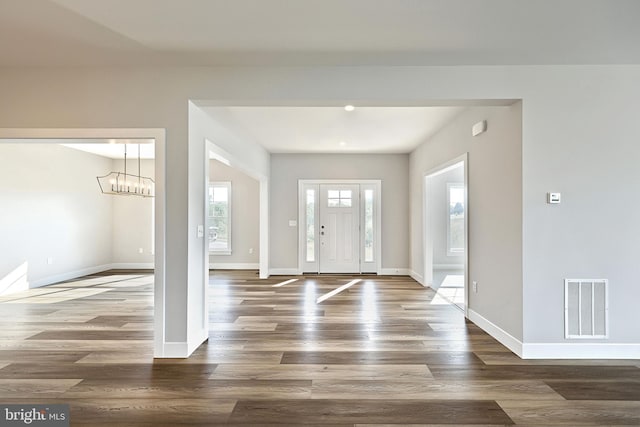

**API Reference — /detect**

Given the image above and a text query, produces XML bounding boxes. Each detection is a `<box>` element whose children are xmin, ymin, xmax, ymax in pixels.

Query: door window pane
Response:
<box><xmin>328</xmin><ymin>189</ymin><xmax>352</xmax><ymax>208</ymax></box>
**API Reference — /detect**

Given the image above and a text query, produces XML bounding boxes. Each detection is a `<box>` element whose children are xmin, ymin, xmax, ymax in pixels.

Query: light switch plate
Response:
<box><xmin>289</xmin><ymin>220</ymin><xmax>297</xmax><ymax>227</ymax></box>
<box><xmin>197</xmin><ymin>225</ymin><xmax>204</xmax><ymax>237</ymax></box>
<box><xmin>547</xmin><ymin>192</ymin><xmax>561</xmax><ymax>204</ymax></box>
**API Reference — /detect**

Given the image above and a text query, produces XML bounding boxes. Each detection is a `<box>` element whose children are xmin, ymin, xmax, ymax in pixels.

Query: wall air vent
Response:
<box><xmin>564</xmin><ymin>279</ymin><xmax>608</xmax><ymax>339</ymax></box>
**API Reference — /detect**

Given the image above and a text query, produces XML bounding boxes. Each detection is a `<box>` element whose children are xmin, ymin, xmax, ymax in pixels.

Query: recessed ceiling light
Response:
<box><xmin>344</xmin><ymin>105</ymin><xmax>355</xmax><ymax>112</ymax></box>
<box><xmin>339</xmin><ymin>141</ymin><xmax>347</xmax><ymax>146</ymax></box>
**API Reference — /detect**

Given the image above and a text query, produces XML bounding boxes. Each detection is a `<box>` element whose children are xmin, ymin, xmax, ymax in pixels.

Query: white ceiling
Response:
<box><xmin>62</xmin><ymin>141</ymin><xmax>155</xmax><ymax>159</ymax></box>
<box><xmin>0</xmin><ymin>139</ymin><xmax>154</xmax><ymax>160</ymax></box>
<box><xmin>204</xmin><ymin>106</ymin><xmax>465</xmax><ymax>153</ymax></box>
<box><xmin>2</xmin><ymin>1</ymin><xmax>636</xmax><ymax>154</ymax></box>
<box><xmin>0</xmin><ymin>139</ymin><xmax>155</xmax><ymax>158</ymax></box>
<box><xmin>0</xmin><ymin>0</ymin><xmax>638</xmax><ymax>66</ymax></box>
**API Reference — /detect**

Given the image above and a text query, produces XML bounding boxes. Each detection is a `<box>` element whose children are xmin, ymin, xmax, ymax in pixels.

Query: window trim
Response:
<box><xmin>209</xmin><ymin>181</ymin><xmax>232</xmax><ymax>255</ymax></box>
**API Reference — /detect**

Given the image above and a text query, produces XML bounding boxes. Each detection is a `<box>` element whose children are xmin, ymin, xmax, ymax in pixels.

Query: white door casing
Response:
<box><xmin>298</xmin><ymin>180</ymin><xmax>381</xmax><ymax>275</ymax></box>
<box><xmin>423</xmin><ymin>153</ymin><xmax>469</xmax><ymax>317</ymax></box>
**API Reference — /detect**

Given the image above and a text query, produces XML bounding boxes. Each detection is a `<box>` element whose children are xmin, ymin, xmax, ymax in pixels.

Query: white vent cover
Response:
<box><xmin>564</xmin><ymin>279</ymin><xmax>608</xmax><ymax>339</ymax></box>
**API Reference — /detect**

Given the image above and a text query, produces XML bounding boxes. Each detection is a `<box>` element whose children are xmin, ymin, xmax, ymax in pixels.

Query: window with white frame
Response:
<box><xmin>447</xmin><ymin>183</ymin><xmax>465</xmax><ymax>256</ymax></box>
<box><xmin>208</xmin><ymin>181</ymin><xmax>231</xmax><ymax>254</ymax></box>
<box><xmin>363</xmin><ymin>189</ymin><xmax>374</xmax><ymax>262</ymax></box>
<box><xmin>305</xmin><ymin>188</ymin><xmax>316</xmax><ymax>262</ymax></box>
<box><xmin>327</xmin><ymin>190</ymin><xmax>352</xmax><ymax>207</ymax></box>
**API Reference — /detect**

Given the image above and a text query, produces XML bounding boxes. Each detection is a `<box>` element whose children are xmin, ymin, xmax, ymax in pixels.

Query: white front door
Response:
<box><xmin>319</xmin><ymin>184</ymin><xmax>360</xmax><ymax>273</ymax></box>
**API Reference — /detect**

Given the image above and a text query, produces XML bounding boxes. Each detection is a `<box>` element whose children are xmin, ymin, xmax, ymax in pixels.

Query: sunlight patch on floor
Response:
<box><xmin>431</xmin><ymin>274</ymin><xmax>465</xmax><ymax>310</ymax></box>
<box><xmin>316</xmin><ymin>279</ymin><xmax>361</xmax><ymax>303</ymax></box>
<box><xmin>4</xmin><ymin>287</ymin><xmax>111</xmax><ymax>304</ymax></box>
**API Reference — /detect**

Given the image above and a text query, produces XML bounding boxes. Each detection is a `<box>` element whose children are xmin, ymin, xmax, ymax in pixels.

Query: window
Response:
<box><xmin>447</xmin><ymin>183</ymin><xmax>464</xmax><ymax>255</ymax></box>
<box><xmin>327</xmin><ymin>190</ymin><xmax>352</xmax><ymax>207</ymax></box>
<box><xmin>306</xmin><ymin>188</ymin><xmax>315</xmax><ymax>262</ymax></box>
<box><xmin>364</xmin><ymin>189</ymin><xmax>374</xmax><ymax>262</ymax></box>
<box><xmin>209</xmin><ymin>182</ymin><xmax>231</xmax><ymax>254</ymax></box>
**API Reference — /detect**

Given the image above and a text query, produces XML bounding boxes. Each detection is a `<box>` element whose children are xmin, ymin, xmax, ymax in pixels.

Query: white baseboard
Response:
<box><xmin>468</xmin><ymin>309</ymin><xmax>640</xmax><ymax>359</ymax></box>
<box><xmin>409</xmin><ymin>270</ymin><xmax>425</xmax><ymax>286</ymax></box>
<box><xmin>157</xmin><ymin>341</ymin><xmax>189</xmax><ymax>358</ymax></box>
<box><xmin>468</xmin><ymin>309</ymin><xmax>523</xmax><ymax>357</ymax></box>
<box><xmin>522</xmin><ymin>343</ymin><xmax>640</xmax><ymax>359</ymax></box>
<box><xmin>211</xmin><ymin>263</ymin><xmax>259</xmax><ymax>270</ymax></box>
<box><xmin>269</xmin><ymin>268</ymin><xmax>301</xmax><ymax>275</ymax></box>
<box><xmin>270</xmin><ymin>268</ymin><xmax>412</xmax><ymax>276</ymax></box>
<box><xmin>30</xmin><ymin>264</ymin><xmax>114</xmax><ymax>288</ymax></box>
<box><xmin>110</xmin><ymin>263</ymin><xmax>154</xmax><ymax>270</ymax></box>
<box><xmin>379</xmin><ymin>268</ymin><xmax>410</xmax><ymax>276</ymax></box>
<box><xmin>433</xmin><ymin>263</ymin><xmax>465</xmax><ymax>270</ymax></box>
<box><xmin>155</xmin><ymin>331</ymin><xmax>208</xmax><ymax>359</ymax></box>
<box><xmin>29</xmin><ymin>263</ymin><xmax>154</xmax><ymax>289</ymax></box>
<box><xmin>189</xmin><ymin>329</ymin><xmax>209</xmax><ymax>355</ymax></box>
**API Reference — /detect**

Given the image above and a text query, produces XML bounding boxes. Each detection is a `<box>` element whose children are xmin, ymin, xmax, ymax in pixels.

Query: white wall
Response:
<box><xmin>189</xmin><ymin>101</ymin><xmax>270</xmax><ymax>354</ymax></box>
<box><xmin>209</xmin><ymin>159</ymin><xmax>259</xmax><ymax>267</ymax></box>
<box><xmin>0</xmin><ymin>145</ymin><xmax>156</xmax><ymax>295</ymax></box>
<box><xmin>411</xmin><ymin>104</ymin><xmax>523</xmax><ymax>341</ymax></box>
<box><xmin>430</xmin><ymin>166</ymin><xmax>464</xmax><ymax>267</ymax></box>
<box><xmin>2</xmin><ymin>65</ymin><xmax>639</xmax><ymax>357</ymax></box>
<box><xmin>111</xmin><ymin>158</ymin><xmax>155</xmax><ymax>266</ymax></box>
<box><xmin>0</xmin><ymin>144</ymin><xmax>113</xmax><ymax>291</ymax></box>
<box><xmin>520</xmin><ymin>68</ymin><xmax>640</xmax><ymax>348</ymax></box>
<box><xmin>270</xmin><ymin>153</ymin><xmax>409</xmax><ymax>271</ymax></box>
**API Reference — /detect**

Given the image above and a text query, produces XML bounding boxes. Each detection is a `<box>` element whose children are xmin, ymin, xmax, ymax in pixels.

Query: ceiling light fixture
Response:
<box><xmin>344</xmin><ymin>105</ymin><xmax>355</xmax><ymax>112</ymax></box>
<box><xmin>97</xmin><ymin>144</ymin><xmax>154</xmax><ymax>197</ymax></box>
<box><xmin>339</xmin><ymin>141</ymin><xmax>347</xmax><ymax>146</ymax></box>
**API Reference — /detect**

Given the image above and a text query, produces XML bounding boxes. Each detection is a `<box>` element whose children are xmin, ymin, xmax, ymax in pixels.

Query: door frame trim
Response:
<box><xmin>423</xmin><ymin>153</ymin><xmax>469</xmax><ymax>318</ymax></box>
<box><xmin>297</xmin><ymin>179</ymin><xmax>382</xmax><ymax>275</ymax></box>
<box><xmin>0</xmin><ymin>127</ymin><xmax>167</xmax><ymax>357</ymax></box>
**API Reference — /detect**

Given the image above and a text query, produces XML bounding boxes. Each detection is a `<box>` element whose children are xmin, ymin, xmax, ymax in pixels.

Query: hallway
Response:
<box><xmin>0</xmin><ymin>271</ymin><xmax>638</xmax><ymax>425</ymax></box>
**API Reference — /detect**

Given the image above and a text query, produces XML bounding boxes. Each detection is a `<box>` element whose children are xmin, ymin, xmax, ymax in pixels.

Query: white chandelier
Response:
<box><xmin>96</xmin><ymin>144</ymin><xmax>154</xmax><ymax>197</ymax></box>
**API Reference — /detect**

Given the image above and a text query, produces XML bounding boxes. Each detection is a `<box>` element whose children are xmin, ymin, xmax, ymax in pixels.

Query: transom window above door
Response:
<box><xmin>327</xmin><ymin>190</ymin><xmax>352</xmax><ymax>207</ymax></box>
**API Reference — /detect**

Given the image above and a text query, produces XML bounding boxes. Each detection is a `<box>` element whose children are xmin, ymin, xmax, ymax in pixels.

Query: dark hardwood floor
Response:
<box><xmin>0</xmin><ymin>270</ymin><xmax>639</xmax><ymax>426</ymax></box>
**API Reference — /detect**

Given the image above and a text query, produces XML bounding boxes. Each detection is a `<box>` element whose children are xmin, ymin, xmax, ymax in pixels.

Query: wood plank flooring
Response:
<box><xmin>0</xmin><ymin>270</ymin><xmax>639</xmax><ymax>426</ymax></box>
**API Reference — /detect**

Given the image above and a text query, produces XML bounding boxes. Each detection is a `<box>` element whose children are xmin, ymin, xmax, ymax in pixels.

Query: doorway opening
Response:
<box><xmin>298</xmin><ymin>179</ymin><xmax>381</xmax><ymax>274</ymax></box>
<box><xmin>0</xmin><ymin>128</ymin><xmax>166</xmax><ymax>356</ymax></box>
<box><xmin>207</xmin><ymin>159</ymin><xmax>260</xmax><ymax>269</ymax></box>
<box><xmin>424</xmin><ymin>154</ymin><xmax>468</xmax><ymax>313</ymax></box>
<box><xmin>205</xmin><ymin>139</ymin><xmax>269</xmax><ymax>279</ymax></box>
